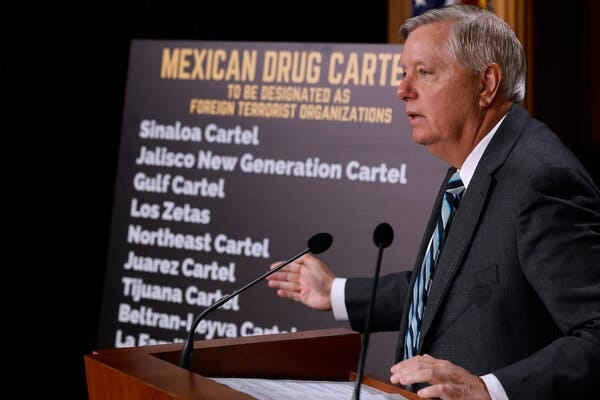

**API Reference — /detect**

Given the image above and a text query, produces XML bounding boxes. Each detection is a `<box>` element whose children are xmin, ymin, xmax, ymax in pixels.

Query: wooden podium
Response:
<box><xmin>84</xmin><ymin>328</ymin><xmax>424</xmax><ymax>399</ymax></box>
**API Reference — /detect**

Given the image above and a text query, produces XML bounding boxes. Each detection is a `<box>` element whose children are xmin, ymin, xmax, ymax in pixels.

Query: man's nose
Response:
<box><xmin>396</xmin><ymin>75</ymin><xmax>412</xmax><ymax>101</ymax></box>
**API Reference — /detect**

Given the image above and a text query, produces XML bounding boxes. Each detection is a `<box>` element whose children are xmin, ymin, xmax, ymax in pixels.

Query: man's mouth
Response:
<box><xmin>407</xmin><ymin>111</ymin><xmax>423</xmax><ymax>122</ymax></box>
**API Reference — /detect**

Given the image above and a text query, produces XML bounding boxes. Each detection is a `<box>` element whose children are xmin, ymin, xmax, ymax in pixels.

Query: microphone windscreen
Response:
<box><xmin>373</xmin><ymin>223</ymin><xmax>394</xmax><ymax>248</ymax></box>
<box><xmin>307</xmin><ymin>232</ymin><xmax>333</xmax><ymax>254</ymax></box>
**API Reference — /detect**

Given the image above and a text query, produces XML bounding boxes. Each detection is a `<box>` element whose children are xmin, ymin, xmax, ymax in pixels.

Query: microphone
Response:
<box><xmin>353</xmin><ymin>223</ymin><xmax>394</xmax><ymax>400</ymax></box>
<box><xmin>179</xmin><ymin>231</ymin><xmax>333</xmax><ymax>370</ymax></box>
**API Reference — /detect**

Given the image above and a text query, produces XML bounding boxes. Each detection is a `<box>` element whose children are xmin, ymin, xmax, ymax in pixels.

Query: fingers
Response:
<box><xmin>267</xmin><ymin>278</ymin><xmax>301</xmax><ymax>292</ymax></box>
<box><xmin>266</xmin><ymin>260</ymin><xmax>303</xmax><ymax>297</ymax></box>
<box><xmin>390</xmin><ymin>355</ymin><xmax>491</xmax><ymax>400</ymax></box>
<box><xmin>267</xmin><ymin>267</ymin><xmax>301</xmax><ymax>286</ymax></box>
<box><xmin>267</xmin><ymin>268</ymin><xmax>300</xmax><ymax>282</ymax></box>
<box><xmin>267</xmin><ymin>260</ymin><xmax>301</xmax><ymax>281</ymax></box>
<box><xmin>265</xmin><ymin>254</ymin><xmax>334</xmax><ymax>310</ymax></box>
<box><xmin>267</xmin><ymin>273</ymin><xmax>302</xmax><ymax>301</ymax></box>
<box><xmin>268</xmin><ymin>259</ymin><xmax>304</xmax><ymax>275</ymax></box>
<box><xmin>268</xmin><ymin>259</ymin><xmax>302</xmax><ymax>272</ymax></box>
<box><xmin>390</xmin><ymin>354</ymin><xmax>436</xmax><ymax>386</ymax></box>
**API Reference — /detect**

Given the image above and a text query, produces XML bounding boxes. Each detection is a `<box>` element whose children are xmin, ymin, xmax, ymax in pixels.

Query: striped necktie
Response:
<box><xmin>403</xmin><ymin>170</ymin><xmax>465</xmax><ymax>359</ymax></box>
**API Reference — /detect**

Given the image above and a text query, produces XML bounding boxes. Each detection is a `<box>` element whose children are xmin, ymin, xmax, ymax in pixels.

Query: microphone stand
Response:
<box><xmin>179</xmin><ymin>247</ymin><xmax>309</xmax><ymax>369</ymax></box>
<box><xmin>352</xmin><ymin>242</ymin><xmax>384</xmax><ymax>400</ymax></box>
<box><xmin>178</xmin><ymin>231</ymin><xmax>332</xmax><ymax>371</ymax></box>
<box><xmin>353</xmin><ymin>223</ymin><xmax>392</xmax><ymax>400</ymax></box>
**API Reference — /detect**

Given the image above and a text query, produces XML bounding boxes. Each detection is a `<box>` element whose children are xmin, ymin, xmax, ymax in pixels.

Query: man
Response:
<box><xmin>266</xmin><ymin>4</ymin><xmax>600</xmax><ymax>400</ymax></box>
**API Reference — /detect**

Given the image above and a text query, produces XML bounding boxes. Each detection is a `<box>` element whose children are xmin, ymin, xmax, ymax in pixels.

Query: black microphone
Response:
<box><xmin>353</xmin><ymin>223</ymin><xmax>394</xmax><ymax>400</ymax></box>
<box><xmin>179</xmin><ymin>232</ymin><xmax>333</xmax><ymax>370</ymax></box>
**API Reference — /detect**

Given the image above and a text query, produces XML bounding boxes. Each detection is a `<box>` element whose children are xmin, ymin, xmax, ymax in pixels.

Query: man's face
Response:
<box><xmin>397</xmin><ymin>22</ymin><xmax>482</xmax><ymax>159</ymax></box>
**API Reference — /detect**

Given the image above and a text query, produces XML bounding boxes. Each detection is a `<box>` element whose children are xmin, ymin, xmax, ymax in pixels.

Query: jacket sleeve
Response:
<box><xmin>345</xmin><ymin>271</ymin><xmax>412</xmax><ymax>332</ymax></box>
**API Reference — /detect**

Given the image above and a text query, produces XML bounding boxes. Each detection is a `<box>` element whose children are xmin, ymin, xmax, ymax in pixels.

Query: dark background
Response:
<box><xmin>8</xmin><ymin>1</ymin><xmax>596</xmax><ymax>399</ymax></box>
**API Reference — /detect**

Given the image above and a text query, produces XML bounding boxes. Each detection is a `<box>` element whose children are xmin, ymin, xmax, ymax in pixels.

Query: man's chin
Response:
<box><xmin>411</xmin><ymin>131</ymin><xmax>430</xmax><ymax>146</ymax></box>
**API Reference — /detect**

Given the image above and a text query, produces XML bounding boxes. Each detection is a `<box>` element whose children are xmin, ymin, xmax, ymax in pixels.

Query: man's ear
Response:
<box><xmin>479</xmin><ymin>63</ymin><xmax>502</xmax><ymax>108</ymax></box>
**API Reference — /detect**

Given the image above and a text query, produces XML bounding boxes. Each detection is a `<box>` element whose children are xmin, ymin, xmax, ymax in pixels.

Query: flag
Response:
<box><xmin>411</xmin><ymin>0</ymin><xmax>450</xmax><ymax>17</ymax></box>
<box><xmin>411</xmin><ymin>0</ymin><xmax>490</xmax><ymax>17</ymax></box>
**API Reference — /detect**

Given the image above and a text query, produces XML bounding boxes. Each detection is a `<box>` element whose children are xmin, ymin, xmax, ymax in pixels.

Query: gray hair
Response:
<box><xmin>400</xmin><ymin>4</ymin><xmax>526</xmax><ymax>103</ymax></box>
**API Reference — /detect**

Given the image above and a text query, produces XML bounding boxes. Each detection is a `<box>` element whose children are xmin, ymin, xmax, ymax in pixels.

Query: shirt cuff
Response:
<box><xmin>331</xmin><ymin>277</ymin><xmax>349</xmax><ymax>321</ymax></box>
<box><xmin>480</xmin><ymin>374</ymin><xmax>509</xmax><ymax>400</ymax></box>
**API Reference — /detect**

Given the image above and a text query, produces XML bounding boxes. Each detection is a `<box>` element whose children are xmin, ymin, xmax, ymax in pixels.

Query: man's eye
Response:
<box><xmin>418</xmin><ymin>69</ymin><xmax>430</xmax><ymax>76</ymax></box>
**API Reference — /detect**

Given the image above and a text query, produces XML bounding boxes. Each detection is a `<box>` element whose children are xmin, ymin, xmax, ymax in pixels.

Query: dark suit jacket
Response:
<box><xmin>345</xmin><ymin>104</ymin><xmax>600</xmax><ymax>399</ymax></box>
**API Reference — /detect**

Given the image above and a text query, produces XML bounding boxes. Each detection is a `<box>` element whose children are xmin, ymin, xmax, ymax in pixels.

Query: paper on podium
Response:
<box><xmin>210</xmin><ymin>377</ymin><xmax>410</xmax><ymax>400</ymax></box>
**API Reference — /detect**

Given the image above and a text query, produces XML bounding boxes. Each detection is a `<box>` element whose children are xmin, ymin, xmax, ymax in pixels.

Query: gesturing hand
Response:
<box><xmin>390</xmin><ymin>354</ymin><xmax>492</xmax><ymax>400</ymax></box>
<box><xmin>266</xmin><ymin>253</ymin><xmax>335</xmax><ymax>310</ymax></box>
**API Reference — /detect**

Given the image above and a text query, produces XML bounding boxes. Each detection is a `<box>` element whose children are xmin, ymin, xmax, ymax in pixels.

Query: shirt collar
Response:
<box><xmin>458</xmin><ymin>114</ymin><xmax>507</xmax><ymax>189</ymax></box>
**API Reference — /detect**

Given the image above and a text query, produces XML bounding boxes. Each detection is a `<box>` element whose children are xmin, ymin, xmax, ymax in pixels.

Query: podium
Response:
<box><xmin>84</xmin><ymin>328</ymin><xmax>424</xmax><ymax>399</ymax></box>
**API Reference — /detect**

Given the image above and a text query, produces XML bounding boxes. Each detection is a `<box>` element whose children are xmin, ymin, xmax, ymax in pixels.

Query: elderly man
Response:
<box><xmin>267</xmin><ymin>5</ymin><xmax>600</xmax><ymax>400</ymax></box>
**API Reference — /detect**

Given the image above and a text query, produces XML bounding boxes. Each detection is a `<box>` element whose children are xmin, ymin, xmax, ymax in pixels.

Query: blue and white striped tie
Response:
<box><xmin>403</xmin><ymin>170</ymin><xmax>465</xmax><ymax>359</ymax></box>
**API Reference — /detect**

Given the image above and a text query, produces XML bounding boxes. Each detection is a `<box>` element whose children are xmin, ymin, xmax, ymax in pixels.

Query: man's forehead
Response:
<box><xmin>401</xmin><ymin>25</ymin><xmax>451</xmax><ymax>64</ymax></box>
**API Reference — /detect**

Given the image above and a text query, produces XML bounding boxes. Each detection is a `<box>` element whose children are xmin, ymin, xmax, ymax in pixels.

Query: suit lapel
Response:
<box><xmin>416</xmin><ymin>104</ymin><xmax>530</xmax><ymax>350</ymax></box>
